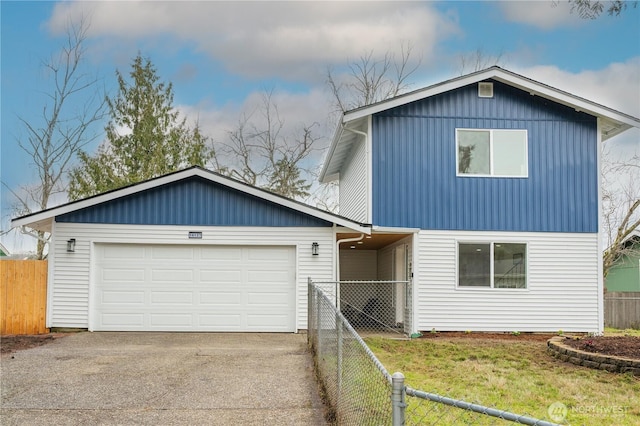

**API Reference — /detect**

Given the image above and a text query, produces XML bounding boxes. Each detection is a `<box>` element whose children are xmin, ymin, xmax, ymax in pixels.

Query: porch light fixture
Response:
<box><xmin>311</xmin><ymin>242</ymin><xmax>319</xmax><ymax>256</ymax></box>
<box><xmin>67</xmin><ymin>238</ymin><xmax>76</xmax><ymax>253</ymax></box>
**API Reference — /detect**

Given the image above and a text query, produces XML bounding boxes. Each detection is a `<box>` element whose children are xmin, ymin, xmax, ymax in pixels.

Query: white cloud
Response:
<box><xmin>498</xmin><ymin>0</ymin><xmax>585</xmax><ymax>30</ymax></box>
<box><xmin>47</xmin><ymin>1</ymin><xmax>460</xmax><ymax>81</ymax></box>
<box><xmin>516</xmin><ymin>58</ymin><xmax>640</xmax><ymax>118</ymax></box>
<box><xmin>517</xmin><ymin>59</ymin><xmax>640</xmax><ymax>155</ymax></box>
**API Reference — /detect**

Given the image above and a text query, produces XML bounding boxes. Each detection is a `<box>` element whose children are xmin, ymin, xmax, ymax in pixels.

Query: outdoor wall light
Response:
<box><xmin>311</xmin><ymin>242</ymin><xmax>319</xmax><ymax>256</ymax></box>
<box><xmin>67</xmin><ymin>238</ymin><xmax>76</xmax><ymax>253</ymax></box>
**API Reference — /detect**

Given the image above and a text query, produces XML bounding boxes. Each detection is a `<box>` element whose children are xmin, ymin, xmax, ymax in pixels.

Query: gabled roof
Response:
<box><xmin>320</xmin><ymin>66</ymin><xmax>640</xmax><ymax>183</ymax></box>
<box><xmin>11</xmin><ymin>166</ymin><xmax>371</xmax><ymax>234</ymax></box>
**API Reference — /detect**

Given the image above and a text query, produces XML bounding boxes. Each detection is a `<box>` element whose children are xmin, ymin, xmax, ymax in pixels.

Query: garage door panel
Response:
<box><xmin>102</xmin><ymin>290</ymin><xmax>145</xmax><ymax>304</ymax></box>
<box><xmin>103</xmin><ymin>245</ymin><xmax>145</xmax><ymax>260</ymax></box>
<box><xmin>247</xmin><ymin>247</ymin><xmax>291</xmax><ymax>261</ymax></box>
<box><xmin>200</xmin><ymin>292</ymin><xmax>242</xmax><ymax>305</ymax></box>
<box><xmin>94</xmin><ymin>244</ymin><xmax>296</xmax><ymax>332</ymax></box>
<box><xmin>102</xmin><ymin>269</ymin><xmax>146</xmax><ymax>282</ymax></box>
<box><xmin>199</xmin><ymin>313</ymin><xmax>242</xmax><ymax>327</ymax></box>
<box><xmin>247</xmin><ymin>270</ymin><xmax>290</xmax><ymax>284</ymax></box>
<box><xmin>151</xmin><ymin>269</ymin><xmax>194</xmax><ymax>282</ymax></box>
<box><xmin>102</xmin><ymin>313</ymin><xmax>144</xmax><ymax>326</ymax></box>
<box><xmin>150</xmin><ymin>291</ymin><xmax>194</xmax><ymax>304</ymax></box>
<box><xmin>248</xmin><ymin>292</ymin><xmax>289</xmax><ymax>306</ymax></box>
<box><xmin>200</xmin><ymin>270</ymin><xmax>242</xmax><ymax>283</ymax></box>
<box><xmin>200</xmin><ymin>247</ymin><xmax>242</xmax><ymax>260</ymax></box>
<box><xmin>153</xmin><ymin>246</ymin><xmax>193</xmax><ymax>259</ymax></box>
<box><xmin>150</xmin><ymin>313</ymin><xmax>193</xmax><ymax>326</ymax></box>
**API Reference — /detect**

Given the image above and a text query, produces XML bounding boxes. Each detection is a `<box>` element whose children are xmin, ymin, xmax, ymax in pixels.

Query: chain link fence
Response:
<box><xmin>308</xmin><ymin>279</ymin><xmax>393</xmax><ymax>424</ymax></box>
<box><xmin>308</xmin><ymin>280</ymin><xmax>559</xmax><ymax>426</ymax></box>
<box><xmin>312</xmin><ymin>280</ymin><xmax>411</xmax><ymax>337</ymax></box>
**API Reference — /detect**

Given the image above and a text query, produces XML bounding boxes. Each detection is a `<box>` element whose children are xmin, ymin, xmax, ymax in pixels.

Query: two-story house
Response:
<box><xmin>12</xmin><ymin>67</ymin><xmax>639</xmax><ymax>334</ymax></box>
<box><xmin>321</xmin><ymin>66</ymin><xmax>639</xmax><ymax>334</ymax></box>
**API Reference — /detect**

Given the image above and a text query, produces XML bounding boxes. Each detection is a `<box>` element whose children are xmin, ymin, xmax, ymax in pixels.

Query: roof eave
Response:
<box><xmin>319</xmin><ymin>121</ymin><xmax>345</xmax><ymax>183</ymax></box>
<box><xmin>341</xmin><ymin>66</ymin><xmax>640</xmax><ymax>135</ymax></box>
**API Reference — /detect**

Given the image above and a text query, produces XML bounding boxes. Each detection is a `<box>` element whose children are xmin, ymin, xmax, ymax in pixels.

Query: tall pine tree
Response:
<box><xmin>69</xmin><ymin>54</ymin><xmax>211</xmax><ymax>200</ymax></box>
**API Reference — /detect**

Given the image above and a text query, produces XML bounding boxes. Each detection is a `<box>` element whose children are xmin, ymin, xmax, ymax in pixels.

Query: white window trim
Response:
<box><xmin>456</xmin><ymin>241</ymin><xmax>529</xmax><ymax>290</ymax></box>
<box><xmin>455</xmin><ymin>128</ymin><xmax>529</xmax><ymax>178</ymax></box>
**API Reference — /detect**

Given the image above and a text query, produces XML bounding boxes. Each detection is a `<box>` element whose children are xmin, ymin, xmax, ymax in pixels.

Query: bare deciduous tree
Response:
<box><xmin>457</xmin><ymin>48</ymin><xmax>505</xmax><ymax>75</ymax></box>
<box><xmin>215</xmin><ymin>90</ymin><xmax>320</xmax><ymax>200</ymax></box>
<box><xmin>327</xmin><ymin>42</ymin><xmax>420</xmax><ymax>113</ymax></box>
<box><xmin>2</xmin><ymin>18</ymin><xmax>106</xmax><ymax>259</ymax></box>
<box><xmin>602</xmin><ymin>147</ymin><xmax>640</xmax><ymax>279</ymax></box>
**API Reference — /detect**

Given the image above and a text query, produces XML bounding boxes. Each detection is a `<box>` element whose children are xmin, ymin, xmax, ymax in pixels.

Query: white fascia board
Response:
<box><xmin>342</xmin><ymin>67</ymin><xmax>640</xmax><ymax>132</ymax></box>
<box><xmin>11</xmin><ymin>168</ymin><xmax>203</xmax><ymax>229</ymax></box>
<box><xmin>371</xmin><ymin>226</ymin><xmax>421</xmax><ymax>234</ymax></box>
<box><xmin>12</xmin><ymin>167</ymin><xmax>371</xmax><ymax>235</ymax></box>
<box><xmin>490</xmin><ymin>74</ymin><xmax>640</xmax><ymax>129</ymax></box>
<box><xmin>319</xmin><ymin>123</ymin><xmax>345</xmax><ymax>183</ymax></box>
<box><xmin>343</xmin><ymin>68</ymin><xmax>500</xmax><ymax>122</ymax></box>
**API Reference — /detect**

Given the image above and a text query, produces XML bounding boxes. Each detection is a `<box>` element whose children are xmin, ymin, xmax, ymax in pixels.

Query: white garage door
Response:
<box><xmin>93</xmin><ymin>244</ymin><xmax>296</xmax><ymax>332</ymax></box>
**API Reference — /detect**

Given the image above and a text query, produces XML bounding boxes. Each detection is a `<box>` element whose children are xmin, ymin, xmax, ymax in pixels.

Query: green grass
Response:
<box><xmin>366</xmin><ymin>335</ymin><xmax>640</xmax><ymax>425</ymax></box>
<box><xmin>605</xmin><ymin>327</ymin><xmax>640</xmax><ymax>337</ymax></box>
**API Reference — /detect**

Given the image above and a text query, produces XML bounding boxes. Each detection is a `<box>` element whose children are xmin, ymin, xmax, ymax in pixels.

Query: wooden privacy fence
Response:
<box><xmin>604</xmin><ymin>292</ymin><xmax>640</xmax><ymax>330</ymax></box>
<box><xmin>1</xmin><ymin>260</ymin><xmax>48</xmax><ymax>335</ymax></box>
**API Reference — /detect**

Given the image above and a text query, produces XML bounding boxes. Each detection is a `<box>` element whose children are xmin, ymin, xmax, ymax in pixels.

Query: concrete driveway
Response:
<box><xmin>1</xmin><ymin>332</ymin><xmax>327</xmax><ymax>425</ymax></box>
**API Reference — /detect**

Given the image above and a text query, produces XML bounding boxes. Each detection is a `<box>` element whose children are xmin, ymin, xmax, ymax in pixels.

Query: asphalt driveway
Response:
<box><xmin>1</xmin><ymin>332</ymin><xmax>327</xmax><ymax>425</ymax></box>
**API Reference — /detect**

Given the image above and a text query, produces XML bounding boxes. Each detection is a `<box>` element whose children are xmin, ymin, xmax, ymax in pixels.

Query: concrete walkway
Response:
<box><xmin>1</xmin><ymin>332</ymin><xmax>327</xmax><ymax>425</ymax></box>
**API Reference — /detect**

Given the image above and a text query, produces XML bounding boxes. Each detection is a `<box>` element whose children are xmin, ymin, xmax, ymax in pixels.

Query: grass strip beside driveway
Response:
<box><xmin>366</xmin><ymin>335</ymin><xmax>640</xmax><ymax>426</ymax></box>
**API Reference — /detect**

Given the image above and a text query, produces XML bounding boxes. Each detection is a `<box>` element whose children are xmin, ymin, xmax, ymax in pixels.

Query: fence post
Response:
<box><xmin>337</xmin><ymin>310</ymin><xmax>343</xmax><ymax>401</ymax></box>
<box><xmin>391</xmin><ymin>372</ymin><xmax>406</xmax><ymax>426</ymax></box>
<box><xmin>317</xmin><ymin>284</ymin><xmax>322</xmax><ymax>356</ymax></box>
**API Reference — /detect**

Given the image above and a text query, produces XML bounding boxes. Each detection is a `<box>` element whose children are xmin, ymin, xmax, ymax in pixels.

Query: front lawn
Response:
<box><xmin>366</xmin><ymin>334</ymin><xmax>640</xmax><ymax>425</ymax></box>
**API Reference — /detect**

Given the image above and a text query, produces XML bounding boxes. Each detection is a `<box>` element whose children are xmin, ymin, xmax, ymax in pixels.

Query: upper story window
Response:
<box><xmin>456</xmin><ymin>129</ymin><xmax>528</xmax><ymax>177</ymax></box>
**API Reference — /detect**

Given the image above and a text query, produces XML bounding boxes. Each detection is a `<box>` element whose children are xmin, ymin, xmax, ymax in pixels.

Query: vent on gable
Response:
<box><xmin>478</xmin><ymin>82</ymin><xmax>494</xmax><ymax>98</ymax></box>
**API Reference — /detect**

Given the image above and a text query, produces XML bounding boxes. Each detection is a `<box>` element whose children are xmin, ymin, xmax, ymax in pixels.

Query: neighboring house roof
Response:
<box><xmin>320</xmin><ymin>66</ymin><xmax>640</xmax><ymax>182</ymax></box>
<box><xmin>0</xmin><ymin>242</ymin><xmax>9</xmax><ymax>257</ymax></box>
<box><xmin>11</xmin><ymin>166</ymin><xmax>372</xmax><ymax>234</ymax></box>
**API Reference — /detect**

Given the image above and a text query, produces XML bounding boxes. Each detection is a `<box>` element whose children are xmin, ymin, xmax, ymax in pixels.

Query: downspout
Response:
<box><xmin>335</xmin><ymin>234</ymin><xmax>366</xmax><ymax>310</ymax></box>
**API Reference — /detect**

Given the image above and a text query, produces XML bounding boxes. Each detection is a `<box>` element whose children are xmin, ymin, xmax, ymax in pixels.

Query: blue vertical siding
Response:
<box><xmin>372</xmin><ymin>81</ymin><xmax>598</xmax><ymax>232</ymax></box>
<box><xmin>57</xmin><ymin>177</ymin><xmax>333</xmax><ymax>227</ymax></box>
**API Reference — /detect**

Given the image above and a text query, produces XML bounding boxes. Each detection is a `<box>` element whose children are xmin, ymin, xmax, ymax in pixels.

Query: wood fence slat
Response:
<box><xmin>0</xmin><ymin>260</ymin><xmax>48</xmax><ymax>335</ymax></box>
<box><xmin>604</xmin><ymin>292</ymin><xmax>640</xmax><ymax>329</ymax></box>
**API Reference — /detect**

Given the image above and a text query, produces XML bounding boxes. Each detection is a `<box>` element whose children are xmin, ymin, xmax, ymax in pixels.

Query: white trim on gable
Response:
<box><xmin>321</xmin><ymin>66</ymin><xmax>640</xmax><ymax>182</ymax></box>
<box><xmin>11</xmin><ymin>167</ymin><xmax>371</xmax><ymax>235</ymax></box>
<box><xmin>343</xmin><ymin>67</ymin><xmax>640</xmax><ymax>134</ymax></box>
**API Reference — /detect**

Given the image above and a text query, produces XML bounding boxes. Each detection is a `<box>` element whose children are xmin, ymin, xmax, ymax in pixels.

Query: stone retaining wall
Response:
<box><xmin>547</xmin><ymin>336</ymin><xmax>640</xmax><ymax>376</ymax></box>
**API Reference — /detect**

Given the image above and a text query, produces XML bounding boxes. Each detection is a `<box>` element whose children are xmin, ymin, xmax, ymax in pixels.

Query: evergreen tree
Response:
<box><xmin>266</xmin><ymin>156</ymin><xmax>312</xmax><ymax>199</ymax></box>
<box><xmin>69</xmin><ymin>54</ymin><xmax>211</xmax><ymax>200</ymax></box>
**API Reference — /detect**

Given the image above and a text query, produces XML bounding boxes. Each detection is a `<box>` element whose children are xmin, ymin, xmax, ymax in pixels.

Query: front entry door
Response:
<box><xmin>393</xmin><ymin>244</ymin><xmax>408</xmax><ymax>326</ymax></box>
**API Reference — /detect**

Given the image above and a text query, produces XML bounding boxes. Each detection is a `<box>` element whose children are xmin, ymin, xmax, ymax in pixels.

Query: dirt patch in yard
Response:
<box><xmin>1</xmin><ymin>334</ymin><xmax>67</xmax><ymax>356</ymax></box>
<box><xmin>420</xmin><ymin>332</ymin><xmax>640</xmax><ymax>360</ymax></box>
<box><xmin>419</xmin><ymin>331</ymin><xmax>556</xmax><ymax>342</ymax></box>
<box><xmin>563</xmin><ymin>336</ymin><xmax>640</xmax><ymax>359</ymax></box>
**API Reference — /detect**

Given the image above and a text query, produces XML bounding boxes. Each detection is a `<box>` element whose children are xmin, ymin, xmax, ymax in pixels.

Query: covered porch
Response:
<box><xmin>332</xmin><ymin>230</ymin><xmax>415</xmax><ymax>336</ymax></box>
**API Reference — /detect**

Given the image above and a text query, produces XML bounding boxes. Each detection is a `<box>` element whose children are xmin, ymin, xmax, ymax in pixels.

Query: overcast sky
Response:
<box><xmin>1</xmin><ymin>1</ymin><xmax>639</xmax><ymax>252</ymax></box>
